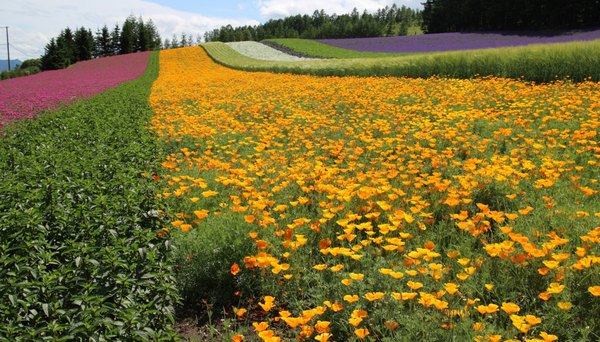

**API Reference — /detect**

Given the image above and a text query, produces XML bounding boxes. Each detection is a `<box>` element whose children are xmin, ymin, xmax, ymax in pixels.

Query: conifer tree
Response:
<box><xmin>74</xmin><ymin>27</ymin><xmax>95</xmax><ymax>61</ymax></box>
<box><xmin>119</xmin><ymin>16</ymin><xmax>136</xmax><ymax>54</ymax></box>
<box><xmin>41</xmin><ymin>38</ymin><xmax>63</xmax><ymax>70</ymax></box>
<box><xmin>95</xmin><ymin>25</ymin><xmax>111</xmax><ymax>58</ymax></box>
<box><xmin>110</xmin><ymin>24</ymin><xmax>121</xmax><ymax>56</ymax></box>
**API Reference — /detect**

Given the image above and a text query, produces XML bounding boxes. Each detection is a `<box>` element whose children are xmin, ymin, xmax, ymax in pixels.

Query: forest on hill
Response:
<box><xmin>422</xmin><ymin>0</ymin><xmax>600</xmax><ymax>32</ymax></box>
<box><xmin>207</xmin><ymin>1</ymin><xmax>600</xmax><ymax>44</ymax></box>
<box><xmin>204</xmin><ymin>5</ymin><xmax>422</xmax><ymax>42</ymax></box>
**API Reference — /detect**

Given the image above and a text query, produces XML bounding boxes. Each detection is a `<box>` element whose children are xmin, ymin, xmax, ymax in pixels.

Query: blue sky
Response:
<box><xmin>152</xmin><ymin>0</ymin><xmax>262</xmax><ymax>20</ymax></box>
<box><xmin>3</xmin><ymin>0</ymin><xmax>422</xmax><ymax>60</ymax></box>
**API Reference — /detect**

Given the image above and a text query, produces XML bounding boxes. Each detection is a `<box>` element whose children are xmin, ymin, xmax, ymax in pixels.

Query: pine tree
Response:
<box><xmin>57</xmin><ymin>28</ymin><xmax>76</xmax><ymax>64</ymax></box>
<box><xmin>110</xmin><ymin>24</ymin><xmax>121</xmax><ymax>55</ymax></box>
<box><xmin>74</xmin><ymin>27</ymin><xmax>95</xmax><ymax>61</ymax></box>
<box><xmin>145</xmin><ymin>19</ymin><xmax>161</xmax><ymax>50</ymax></box>
<box><xmin>95</xmin><ymin>25</ymin><xmax>111</xmax><ymax>57</ymax></box>
<box><xmin>162</xmin><ymin>38</ymin><xmax>171</xmax><ymax>49</ymax></box>
<box><xmin>41</xmin><ymin>38</ymin><xmax>63</xmax><ymax>70</ymax></box>
<box><xmin>170</xmin><ymin>34</ymin><xmax>179</xmax><ymax>48</ymax></box>
<box><xmin>119</xmin><ymin>16</ymin><xmax>136</xmax><ymax>54</ymax></box>
<box><xmin>136</xmin><ymin>16</ymin><xmax>148</xmax><ymax>51</ymax></box>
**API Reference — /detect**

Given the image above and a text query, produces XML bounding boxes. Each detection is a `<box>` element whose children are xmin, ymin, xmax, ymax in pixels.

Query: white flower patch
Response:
<box><xmin>226</xmin><ymin>41</ymin><xmax>316</xmax><ymax>61</ymax></box>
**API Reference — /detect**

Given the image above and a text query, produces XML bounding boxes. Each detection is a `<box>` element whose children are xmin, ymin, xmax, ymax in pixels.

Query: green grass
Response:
<box><xmin>264</xmin><ymin>38</ymin><xmax>409</xmax><ymax>59</ymax></box>
<box><xmin>203</xmin><ymin>39</ymin><xmax>600</xmax><ymax>83</ymax></box>
<box><xmin>0</xmin><ymin>52</ymin><xmax>178</xmax><ymax>340</ymax></box>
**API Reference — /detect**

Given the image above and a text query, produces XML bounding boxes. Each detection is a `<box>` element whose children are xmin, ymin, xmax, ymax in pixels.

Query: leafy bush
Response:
<box><xmin>0</xmin><ymin>52</ymin><xmax>178</xmax><ymax>340</ymax></box>
<box><xmin>0</xmin><ymin>66</ymin><xmax>41</xmax><ymax>80</ymax></box>
<box><xmin>19</xmin><ymin>58</ymin><xmax>42</xmax><ymax>69</ymax></box>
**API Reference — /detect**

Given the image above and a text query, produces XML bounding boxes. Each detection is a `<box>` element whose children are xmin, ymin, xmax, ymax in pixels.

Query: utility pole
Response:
<box><xmin>1</xmin><ymin>26</ymin><xmax>10</xmax><ymax>71</ymax></box>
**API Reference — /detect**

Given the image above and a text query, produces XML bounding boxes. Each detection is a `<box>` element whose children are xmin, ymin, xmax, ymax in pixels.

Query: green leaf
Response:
<box><xmin>8</xmin><ymin>294</ymin><xmax>16</xmax><ymax>306</ymax></box>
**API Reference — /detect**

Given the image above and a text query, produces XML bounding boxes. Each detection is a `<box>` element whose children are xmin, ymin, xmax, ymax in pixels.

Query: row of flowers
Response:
<box><xmin>0</xmin><ymin>52</ymin><xmax>150</xmax><ymax>130</ymax></box>
<box><xmin>151</xmin><ymin>46</ymin><xmax>599</xmax><ymax>341</ymax></box>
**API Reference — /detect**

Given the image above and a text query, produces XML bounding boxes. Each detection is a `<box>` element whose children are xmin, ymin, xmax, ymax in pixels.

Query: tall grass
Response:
<box><xmin>203</xmin><ymin>40</ymin><xmax>600</xmax><ymax>83</ymax></box>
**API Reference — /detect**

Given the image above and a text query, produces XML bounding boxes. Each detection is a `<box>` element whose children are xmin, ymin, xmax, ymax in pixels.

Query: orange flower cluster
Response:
<box><xmin>150</xmin><ymin>47</ymin><xmax>599</xmax><ymax>340</ymax></box>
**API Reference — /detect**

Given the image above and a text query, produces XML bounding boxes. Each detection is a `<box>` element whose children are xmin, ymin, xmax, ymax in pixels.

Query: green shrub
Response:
<box><xmin>0</xmin><ymin>66</ymin><xmax>41</xmax><ymax>80</ymax></box>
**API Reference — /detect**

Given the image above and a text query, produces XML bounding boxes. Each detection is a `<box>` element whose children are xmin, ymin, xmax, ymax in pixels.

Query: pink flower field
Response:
<box><xmin>0</xmin><ymin>51</ymin><xmax>150</xmax><ymax>129</ymax></box>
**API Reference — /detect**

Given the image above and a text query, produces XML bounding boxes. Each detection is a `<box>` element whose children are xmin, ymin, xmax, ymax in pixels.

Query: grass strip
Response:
<box><xmin>203</xmin><ymin>39</ymin><xmax>600</xmax><ymax>82</ymax></box>
<box><xmin>263</xmin><ymin>38</ymin><xmax>410</xmax><ymax>58</ymax></box>
<box><xmin>0</xmin><ymin>51</ymin><xmax>178</xmax><ymax>340</ymax></box>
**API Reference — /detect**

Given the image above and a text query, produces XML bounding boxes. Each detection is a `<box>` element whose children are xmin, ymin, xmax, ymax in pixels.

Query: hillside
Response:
<box><xmin>202</xmin><ymin>39</ymin><xmax>600</xmax><ymax>83</ymax></box>
<box><xmin>0</xmin><ymin>52</ymin><xmax>149</xmax><ymax>128</ymax></box>
<box><xmin>1</xmin><ymin>20</ymin><xmax>599</xmax><ymax>342</ymax></box>
<box><xmin>316</xmin><ymin>28</ymin><xmax>600</xmax><ymax>53</ymax></box>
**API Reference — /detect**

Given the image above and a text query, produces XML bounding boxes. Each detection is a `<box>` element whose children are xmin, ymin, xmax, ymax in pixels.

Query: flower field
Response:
<box><xmin>152</xmin><ymin>47</ymin><xmax>599</xmax><ymax>341</ymax></box>
<box><xmin>0</xmin><ymin>51</ymin><xmax>150</xmax><ymax>130</ymax></box>
<box><xmin>226</xmin><ymin>41</ymin><xmax>316</xmax><ymax>61</ymax></box>
<box><xmin>203</xmin><ymin>39</ymin><xmax>600</xmax><ymax>83</ymax></box>
<box><xmin>317</xmin><ymin>29</ymin><xmax>600</xmax><ymax>53</ymax></box>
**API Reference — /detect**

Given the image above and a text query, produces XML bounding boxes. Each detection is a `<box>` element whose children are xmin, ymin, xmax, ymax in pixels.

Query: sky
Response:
<box><xmin>1</xmin><ymin>0</ymin><xmax>423</xmax><ymax>60</ymax></box>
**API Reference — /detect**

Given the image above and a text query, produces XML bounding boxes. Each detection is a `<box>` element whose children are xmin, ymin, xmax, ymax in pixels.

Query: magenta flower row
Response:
<box><xmin>0</xmin><ymin>51</ymin><xmax>150</xmax><ymax>129</ymax></box>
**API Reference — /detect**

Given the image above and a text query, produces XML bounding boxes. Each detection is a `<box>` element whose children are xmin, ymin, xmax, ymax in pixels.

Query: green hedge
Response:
<box><xmin>0</xmin><ymin>52</ymin><xmax>178</xmax><ymax>340</ymax></box>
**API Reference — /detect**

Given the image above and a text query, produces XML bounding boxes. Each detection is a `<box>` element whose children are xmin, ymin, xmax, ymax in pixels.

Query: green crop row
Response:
<box><xmin>0</xmin><ymin>52</ymin><xmax>178</xmax><ymax>340</ymax></box>
<box><xmin>263</xmin><ymin>38</ymin><xmax>410</xmax><ymax>59</ymax></box>
<box><xmin>203</xmin><ymin>40</ymin><xmax>600</xmax><ymax>83</ymax></box>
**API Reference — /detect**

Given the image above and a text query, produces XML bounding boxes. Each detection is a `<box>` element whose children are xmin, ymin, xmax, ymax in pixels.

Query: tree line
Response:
<box><xmin>204</xmin><ymin>5</ymin><xmax>422</xmax><ymax>42</ymax></box>
<box><xmin>161</xmin><ymin>32</ymin><xmax>203</xmax><ymax>50</ymax></box>
<box><xmin>41</xmin><ymin>16</ymin><xmax>161</xmax><ymax>71</ymax></box>
<box><xmin>422</xmin><ymin>0</ymin><xmax>600</xmax><ymax>33</ymax></box>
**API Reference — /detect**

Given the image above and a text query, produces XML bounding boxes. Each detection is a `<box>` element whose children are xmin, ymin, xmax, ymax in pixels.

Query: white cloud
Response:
<box><xmin>2</xmin><ymin>0</ymin><xmax>424</xmax><ymax>60</ymax></box>
<box><xmin>256</xmin><ymin>0</ymin><xmax>422</xmax><ymax>18</ymax></box>
<box><xmin>3</xmin><ymin>0</ymin><xmax>258</xmax><ymax>60</ymax></box>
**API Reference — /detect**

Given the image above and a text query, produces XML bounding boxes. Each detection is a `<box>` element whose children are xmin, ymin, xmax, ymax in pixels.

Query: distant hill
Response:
<box><xmin>0</xmin><ymin>59</ymin><xmax>23</xmax><ymax>72</ymax></box>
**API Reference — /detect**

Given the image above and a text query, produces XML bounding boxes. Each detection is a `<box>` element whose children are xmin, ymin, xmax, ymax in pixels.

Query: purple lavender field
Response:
<box><xmin>0</xmin><ymin>51</ymin><xmax>150</xmax><ymax>129</ymax></box>
<box><xmin>317</xmin><ymin>28</ymin><xmax>600</xmax><ymax>53</ymax></box>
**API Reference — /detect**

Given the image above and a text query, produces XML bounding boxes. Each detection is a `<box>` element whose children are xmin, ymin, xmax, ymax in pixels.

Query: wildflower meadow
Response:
<box><xmin>1</xmin><ymin>27</ymin><xmax>598</xmax><ymax>341</ymax></box>
<box><xmin>151</xmin><ymin>47</ymin><xmax>599</xmax><ymax>341</ymax></box>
